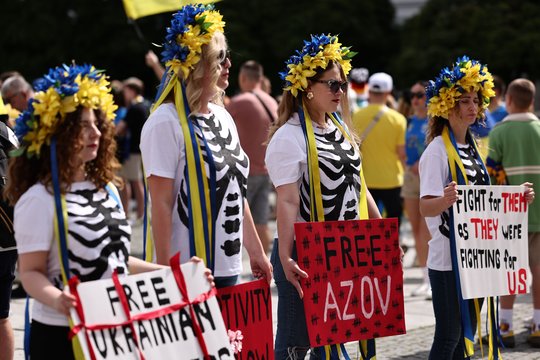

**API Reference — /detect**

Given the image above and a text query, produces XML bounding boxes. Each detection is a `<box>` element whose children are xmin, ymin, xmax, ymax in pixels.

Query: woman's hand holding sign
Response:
<box><xmin>282</xmin><ymin>257</ymin><xmax>308</xmax><ymax>299</ymax></box>
<box><xmin>522</xmin><ymin>182</ymin><xmax>535</xmax><ymax>204</ymax></box>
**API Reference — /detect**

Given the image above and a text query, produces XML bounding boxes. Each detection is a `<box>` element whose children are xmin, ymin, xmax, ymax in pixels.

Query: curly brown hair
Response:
<box><xmin>5</xmin><ymin>107</ymin><xmax>121</xmax><ymax>205</ymax></box>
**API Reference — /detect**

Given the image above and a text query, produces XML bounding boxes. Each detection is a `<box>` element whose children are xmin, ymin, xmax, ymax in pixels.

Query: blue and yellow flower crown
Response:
<box><xmin>14</xmin><ymin>64</ymin><xmax>116</xmax><ymax>158</ymax></box>
<box><xmin>279</xmin><ymin>34</ymin><xmax>356</xmax><ymax>97</ymax></box>
<box><xmin>161</xmin><ymin>4</ymin><xmax>225</xmax><ymax>80</ymax></box>
<box><xmin>426</xmin><ymin>56</ymin><xmax>495</xmax><ymax>119</ymax></box>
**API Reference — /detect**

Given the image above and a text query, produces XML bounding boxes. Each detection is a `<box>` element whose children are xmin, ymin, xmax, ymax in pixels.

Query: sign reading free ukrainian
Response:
<box><xmin>294</xmin><ymin>218</ymin><xmax>405</xmax><ymax>347</ymax></box>
<box><xmin>453</xmin><ymin>185</ymin><xmax>529</xmax><ymax>299</ymax></box>
<box><xmin>69</xmin><ymin>260</ymin><xmax>233</xmax><ymax>360</ymax></box>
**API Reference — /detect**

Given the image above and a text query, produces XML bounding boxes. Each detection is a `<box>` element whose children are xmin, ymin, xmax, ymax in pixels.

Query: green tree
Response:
<box><xmin>392</xmin><ymin>0</ymin><xmax>540</xmax><ymax>89</ymax></box>
<box><xmin>219</xmin><ymin>0</ymin><xmax>397</xmax><ymax>96</ymax></box>
<box><xmin>0</xmin><ymin>0</ymin><xmax>397</xmax><ymax>98</ymax></box>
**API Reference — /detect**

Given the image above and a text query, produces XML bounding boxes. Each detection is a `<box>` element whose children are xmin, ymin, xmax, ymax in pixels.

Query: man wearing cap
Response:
<box><xmin>348</xmin><ymin>67</ymin><xmax>369</xmax><ymax>113</ymax></box>
<box><xmin>226</xmin><ymin>61</ymin><xmax>278</xmax><ymax>254</ymax></box>
<box><xmin>352</xmin><ymin>72</ymin><xmax>406</xmax><ymax>227</ymax></box>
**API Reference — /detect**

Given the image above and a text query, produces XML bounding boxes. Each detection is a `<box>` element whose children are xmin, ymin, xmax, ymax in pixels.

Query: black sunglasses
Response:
<box><xmin>313</xmin><ymin>79</ymin><xmax>348</xmax><ymax>94</ymax></box>
<box><xmin>411</xmin><ymin>91</ymin><xmax>426</xmax><ymax>99</ymax></box>
<box><xmin>219</xmin><ymin>49</ymin><xmax>231</xmax><ymax>66</ymax></box>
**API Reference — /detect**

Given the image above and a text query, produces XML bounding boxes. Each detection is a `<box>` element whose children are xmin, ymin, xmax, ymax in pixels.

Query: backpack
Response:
<box><xmin>0</xmin><ymin>122</ymin><xmax>15</xmax><ymax>250</ymax></box>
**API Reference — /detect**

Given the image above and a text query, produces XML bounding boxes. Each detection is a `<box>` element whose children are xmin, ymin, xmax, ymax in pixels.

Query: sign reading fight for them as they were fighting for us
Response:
<box><xmin>453</xmin><ymin>185</ymin><xmax>529</xmax><ymax>299</ymax></box>
<box><xmin>295</xmin><ymin>218</ymin><xmax>405</xmax><ymax>347</ymax></box>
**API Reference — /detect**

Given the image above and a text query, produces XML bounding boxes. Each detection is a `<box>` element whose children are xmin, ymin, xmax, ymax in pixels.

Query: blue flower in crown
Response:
<box><xmin>14</xmin><ymin>101</ymin><xmax>34</xmax><ymax>141</ymax></box>
<box><xmin>426</xmin><ymin>55</ymin><xmax>495</xmax><ymax>119</ymax></box>
<box><xmin>280</xmin><ymin>34</ymin><xmax>356</xmax><ymax>97</ymax></box>
<box><xmin>160</xmin><ymin>4</ymin><xmax>225</xmax><ymax>79</ymax></box>
<box><xmin>13</xmin><ymin>63</ymin><xmax>117</xmax><ymax>158</ymax></box>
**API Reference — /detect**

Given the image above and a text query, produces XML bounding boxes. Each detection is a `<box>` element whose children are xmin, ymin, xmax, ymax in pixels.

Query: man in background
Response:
<box><xmin>487</xmin><ymin>78</ymin><xmax>540</xmax><ymax>348</ymax></box>
<box><xmin>1</xmin><ymin>75</ymin><xmax>33</xmax><ymax>112</ymax></box>
<box><xmin>227</xmin><ymin>61</ymin><xmax>278</xmax><ymax>253</ymax></box>
<box><xmin>352</xmin><ymin>72</ymin><xmax>406</xmax><ymax>227</ymax></box>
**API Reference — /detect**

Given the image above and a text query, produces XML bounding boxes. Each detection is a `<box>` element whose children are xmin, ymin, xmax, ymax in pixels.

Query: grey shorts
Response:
<box><xmin>120</xmin><ymin>153</ymin><xmax>143</xmax><ymax>181</ymax></box>
<box><xmin>247</xmin><ymin>175</ymin><xmax>271</xmax><ymax>225</ymax></box>
<box><xmin>400</xmin><ymin>167</ymin><xmax>420</xmax><ymax>199</ymax></box>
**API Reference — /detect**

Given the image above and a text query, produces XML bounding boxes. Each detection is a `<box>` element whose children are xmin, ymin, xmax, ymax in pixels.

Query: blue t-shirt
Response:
<box><xmin>470</xmin><ymin>114</ymin><xmax>496</xmax><ymax>138</ymax></box>
<box><xmin>489</xmin><ymin>104</ymin><xmax>508</xmax><ymax>124</ymax></box>
<box><xmin>405</xmin><ymin>115</ymin><xmax>428</xmax><ymax>166</ymax></box>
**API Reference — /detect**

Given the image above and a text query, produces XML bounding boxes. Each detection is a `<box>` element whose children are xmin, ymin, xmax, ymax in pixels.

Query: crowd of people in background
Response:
<box><xmin>1</xmin><ymin>4</ymin><xmax>540</xmax><ymax>360</ymax></box>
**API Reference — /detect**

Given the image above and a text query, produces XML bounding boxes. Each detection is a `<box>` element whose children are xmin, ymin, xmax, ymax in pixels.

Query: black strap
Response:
<box><xmin>251</xmin><ymin>91</ymin><xmax>276</xmax><ymax>123</ymax></box>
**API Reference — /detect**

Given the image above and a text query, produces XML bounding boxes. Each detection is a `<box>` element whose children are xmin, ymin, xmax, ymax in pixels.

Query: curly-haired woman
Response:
<box><xmin>6</xmin><ymin>64</ymin><xmax>174</xmax><ymax>360</ymax></box>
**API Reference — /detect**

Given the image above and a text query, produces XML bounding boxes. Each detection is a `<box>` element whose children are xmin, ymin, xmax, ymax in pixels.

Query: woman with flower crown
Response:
<box><xmin>140</xmin><ymin>4</ymin><xmax>272</xmax><ymax>287</ymax></box>
<box><xmin>265</xmin><ymin>34</ymin><xmax>382</xmax><ymax>360</ymax></box>
<box><xmin>4</xmin><ymin>64</ymin><xmax>180</xmax><ymax>359</ymax></box>
<box><xmin>419</xmin><ymin>56</ymin><xmax>534</xmax><ymax>359</ymax></box>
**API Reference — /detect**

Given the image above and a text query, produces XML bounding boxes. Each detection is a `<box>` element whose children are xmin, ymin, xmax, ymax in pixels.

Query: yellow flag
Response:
<box><xmin>0</xmin><ymin>97</ymin><xmax>6</xmax><ymax>117</ymax></box>
<box><xmin>122</xmin><ymin>0</ymin><xmax>220</xmax><ymax>20</ymax></box>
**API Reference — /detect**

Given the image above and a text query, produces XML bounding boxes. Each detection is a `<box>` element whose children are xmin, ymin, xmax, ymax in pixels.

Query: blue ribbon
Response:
<box><xmin>51</xmin><ymin>138</ymin><xmax>70</xmax><ymax>278</ymax></box>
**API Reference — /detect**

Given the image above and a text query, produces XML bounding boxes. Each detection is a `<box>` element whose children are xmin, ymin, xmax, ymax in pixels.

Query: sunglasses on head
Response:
<box><xmin>313</xmin><ymin>79</ymin><xmax>348</xmax><ymax>94</ymax></box>
<box><xmin>411</xmin><ymin>91</ymin><xmax>425</xmax><ymax>99</ymax></box>
<box><xmin>219</xmin><ymin>49</ymin><xmax>231</xmax><ymax>66</ymax></box>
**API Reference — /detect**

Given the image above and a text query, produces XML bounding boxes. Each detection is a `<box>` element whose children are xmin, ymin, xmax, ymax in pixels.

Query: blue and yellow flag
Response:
<box><xmin>122</xmin><ymin>0</ymin><xmax>219</xmax><ymax>20</ymax></box>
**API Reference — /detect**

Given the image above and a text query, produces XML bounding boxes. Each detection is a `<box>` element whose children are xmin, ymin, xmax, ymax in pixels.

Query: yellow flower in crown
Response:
<box><xmin>13</xmin><ymin>64</ymin><xmax>117</xmax><ymax>158</ymax></box>
<box><xmin>426</xmin><ymin>56</ymin><xmax>496</xmax><ymax>119</ymax></box>
<box><xmin>161</xmin><ymin>4</ymin><xmax>225</xmax><ymax>80</ymax></box>
<box><xmin>280</xmin><ymin>34</ymin><xmax>357</xmax><ymax>97</ymax></box>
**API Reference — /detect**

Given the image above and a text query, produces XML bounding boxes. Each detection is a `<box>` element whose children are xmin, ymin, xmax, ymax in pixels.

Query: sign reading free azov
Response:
<box><xmin>453</xmin><ymin>185</ymin><xmax>529</xmax><ymax>299</ymax></box>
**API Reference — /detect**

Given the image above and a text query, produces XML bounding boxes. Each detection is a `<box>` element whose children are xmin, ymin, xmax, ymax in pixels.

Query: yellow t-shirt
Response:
<box><xmin>352</xmin><ymin>104</ymin><xmax>406</xmax><ymax>188</ymax></box>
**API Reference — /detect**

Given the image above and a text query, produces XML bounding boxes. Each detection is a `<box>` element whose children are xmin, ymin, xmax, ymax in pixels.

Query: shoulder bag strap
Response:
<box><xmin>251</xmin><ymin>91</ymin><xmax>276</xmax><ymax>123</ymax></box>
<box><xmin>359</xmin><ymin>106</ymin><xmax>388</xmax><ymax>143</ymax></box>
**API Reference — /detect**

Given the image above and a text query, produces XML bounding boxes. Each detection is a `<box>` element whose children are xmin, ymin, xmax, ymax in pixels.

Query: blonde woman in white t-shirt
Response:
<box><xmin>266</xmin><ymin>34</ymin><xmax>382</xmax><ymax>360</ymax></box>
<box><xmin>140</xmin><ymin>5</ymin><xmax>271</xmax><ymax>287</ymax></box>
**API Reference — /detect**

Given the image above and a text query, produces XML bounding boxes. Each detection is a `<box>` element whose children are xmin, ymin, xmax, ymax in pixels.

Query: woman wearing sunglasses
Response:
<box><xmin>265</xmin><ymin>34</ymin><xmax>382</xmax><ymax>359</ymax></box>
<box><xmin>401</xmin><ymin>81</ymin><xmax>432</xmax><ymax>299</ymax></box>
<box><xmin>140</xmin><ymin>4</ymin><xmax>271</xmax><ymax>287</ymax></box>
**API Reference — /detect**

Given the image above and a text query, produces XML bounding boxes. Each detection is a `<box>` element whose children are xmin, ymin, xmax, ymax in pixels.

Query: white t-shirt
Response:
<box><xmin>419</xmin><ymin>136</ymin><xmax>489</xmax><ymax>270</ymax></box>
<box><xmin>15</xmin><ymin>181</ymin><xmax>131</xmax><ymax>326</ymax></box>
<box><xmin>140</xmin><ymin>102</ymin><xmax>249</xmax><ymax>277</ymax></box>
<box><xmin>265</xmin><ymin>113</ymin><xmax>362</xmax><ymax>224</ymax></box>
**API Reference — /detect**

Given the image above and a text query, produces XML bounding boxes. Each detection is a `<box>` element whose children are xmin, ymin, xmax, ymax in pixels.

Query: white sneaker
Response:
<box><xmin>424</xmin><ymin>286</ymin><xmax>432</xmax><ymax>300</ymax></box>
<box><xmin>411</xmin><ymin>283</ymin><xmax>430</xmax><ymax>297</ymax></box>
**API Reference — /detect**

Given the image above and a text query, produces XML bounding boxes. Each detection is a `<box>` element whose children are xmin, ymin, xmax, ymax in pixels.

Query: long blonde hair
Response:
<box><xmin>268</xmin><ymin>61</ymin><xmax>351</xmax><ymax>141</ymax></box>
<box><xmin>176</xmin><ymin>31</ymin><xmax>226</xmax><ymax>113</ymax></box>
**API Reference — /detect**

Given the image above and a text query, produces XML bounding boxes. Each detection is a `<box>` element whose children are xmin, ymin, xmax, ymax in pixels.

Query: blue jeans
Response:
<box><xmin>429</xmin><ymin>269</ymin><xmax>482</xmax><ymax>360</ymax></box>
<box><xmin>271</xmin><ymin>240</ymin><xmax>317</xmax><ymax>360</ymax></box>
<box><xmin>214</xmin><ymin>275</ymin><xmax>238</xmax><ymax>289</ymax></box>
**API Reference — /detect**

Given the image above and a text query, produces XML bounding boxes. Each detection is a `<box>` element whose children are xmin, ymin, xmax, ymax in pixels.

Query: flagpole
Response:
<box><xmin>127</xmin><ymin>18</ymin><xmax>147</xmax><ymax>44</ymax></box>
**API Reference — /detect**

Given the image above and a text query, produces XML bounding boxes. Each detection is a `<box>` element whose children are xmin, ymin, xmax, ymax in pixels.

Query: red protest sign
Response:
<box><xmin>294</xmin><ymin>218</ymin><xmax>405</xmax><ymax>347</ymax></box>
<box><xmin>216</xmin><ymin>279</ymin><xmax>274</xmax><ymax>360</ymax></box>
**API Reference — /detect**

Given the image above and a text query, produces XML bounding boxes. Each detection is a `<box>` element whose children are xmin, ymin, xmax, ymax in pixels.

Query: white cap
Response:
<box><xmin>368</xmin><ymin>72</ymin><xmax>393</xmax><ymax>93</ymax></box>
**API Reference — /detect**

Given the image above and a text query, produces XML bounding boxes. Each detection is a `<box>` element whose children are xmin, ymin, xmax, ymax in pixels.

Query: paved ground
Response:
<box><xmin>9</xmin><ymin>219</ymin><xmax>540</xmax><ymax>359</ymax></box>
